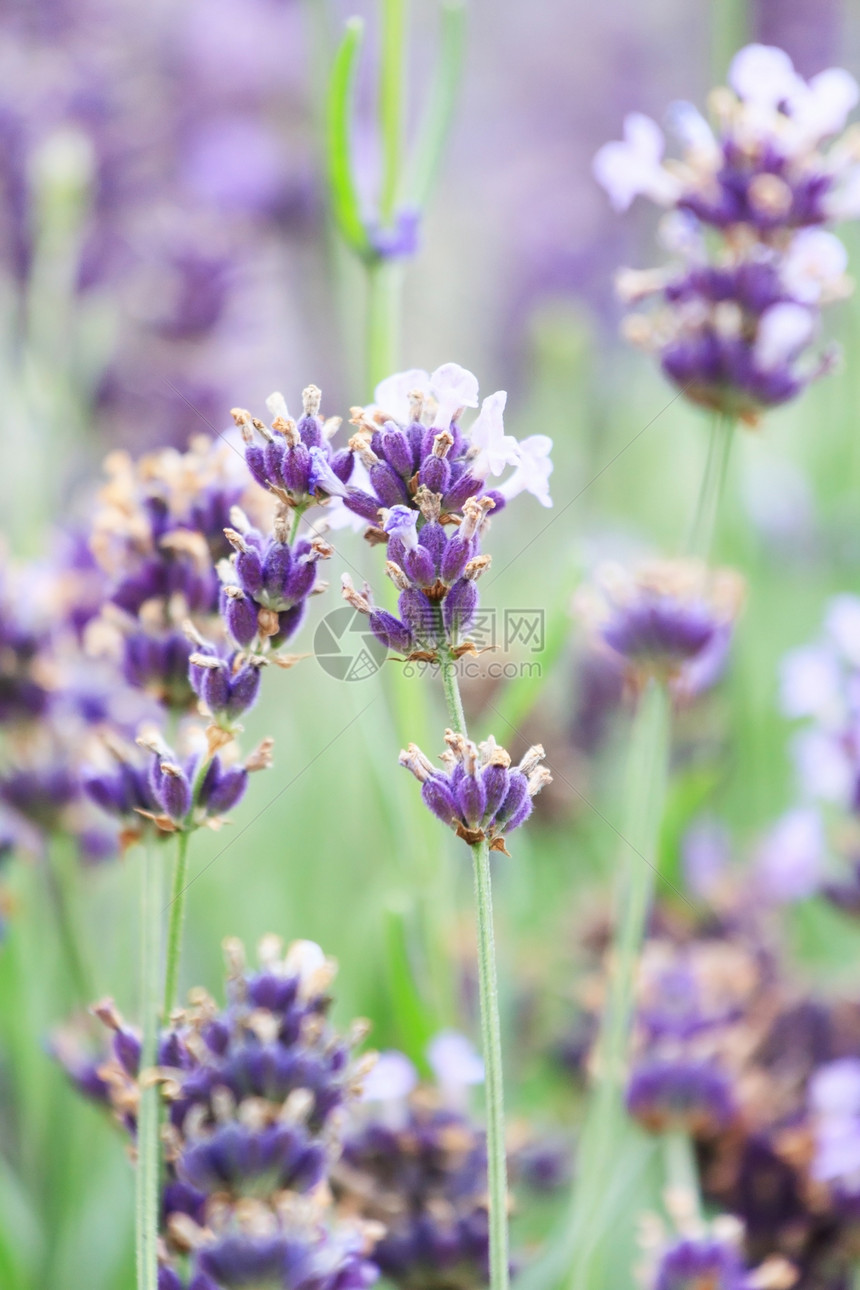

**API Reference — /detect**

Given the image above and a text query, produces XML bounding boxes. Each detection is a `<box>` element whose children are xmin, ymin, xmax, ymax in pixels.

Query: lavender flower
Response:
<box><xmin>340</xmin><ymin>365</ymin><xmax>553</xmax><ymax>530</ymax></box>
<box><xmin>594</xmin><ymin>46</ymin><xmax>859</xmax><ymax>419</ymax></box>
<box><xmin>576</xmin><ymin>560</ymin><xmax>744</xmax><ymax>688</ymax></box>
<box><xmin>220</xmin><ymin>510</ymin><xmax>332</xmax><ymax>653</ymax></box>
<box><xmin>58</xmin><ymin>937</ymin><xmax>376</xmax><ymax>1284</ymax></box>
<box><xmin>232</xmin><ymin>387</ymin><xmax>353</xmax><ymax>515</ymax></box>
<box><xmin>653</xmin><ymin>1235</ymin><xmax>748</xmax><ymax>1290</ymax></box>
<box><xmin>399</xmin><ymin>732</ymin><xmax>551</xmax><ymax>853</ymax></box>
<box><xmin>627</xmin><ymin>1057</ymin><xmax>737</xmax><ymax>1136</ymax></box>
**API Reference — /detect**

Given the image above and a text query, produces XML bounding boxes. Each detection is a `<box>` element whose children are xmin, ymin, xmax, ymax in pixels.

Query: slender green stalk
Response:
<box><xmin>440</xmin><ymin>657</ymin><xmax>509</xmax><ymax>1290</ymax></box>
<box><xmin>366</xmin><ymin>257</ymin><xmax>403</xmax><ymax>393</ymax></box>
<box><xmin>566</xmin><ymin>679</ymin><xmax>671</xmax><ymax>1290</ymax></box>
<box><xmin>136</xmin><ymin>840</ymin><xmax>163</xmax><ymax>1290</ymax></box>
<box><xmin>43</xmin><ymin>839</ymin><xmax>93</xmax><ymax>1006</ymax></box>
<box><xmin>289</xmin><ymin>503</ymin><xmax>307</xmax><ymax>545</ymax></box>
<box><xmin>471</xmin><ymin>835</ymin><xmax>510</xmax><ymax>1290</ymax></box>
<box><xmin>685</xmin><ymin>412</ymin><xmax>736</xmax><ymax>561</ymax></box>
<box><xmin>379</xmin><ymin>0</ymin><xmax>407</xmax><ymax>224</ymax></box>
<box><xmin>663</xmin><ymin>1129</ymin><xmax>703</xmax><ymax>1226</ymax></box>
<box><xmin>162</xmin><ymin>830</ymin><xmax>191</xmax><ymax>1018</ymax></box>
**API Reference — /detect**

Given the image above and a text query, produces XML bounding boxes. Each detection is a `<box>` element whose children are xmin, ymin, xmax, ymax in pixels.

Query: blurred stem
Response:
<box><xmin>440</xmin><ymin>659</ymin><xmax>510</xmax><ymax>1290</ymax></box>
<box><xmin>663</xmin><ymin>1129</ymin><xmax>703</xmax><ymax>1225</ymax></box>
<box><xmin>379</xmin><ymin>0</ymin><xmax>407</xmax><ymax>224</ymax></box>
<box><xmin>684</xmin><ymin>412</ymin><xmax>735</xmax><ymax>561</ymax></box>
<box><xmin>162</xmin><ymin>830</ymin><xmax>191</xmax><ymax>1018</ymax></box>
<box><xmin>566</xmin><ymin>679</ymin><xmax>671</xmax><ymax>1290</ymax></box>
<box><xmin>43</xmin><ymin>840</ymin><xmax>93</xmax><ymax>1007</ymax></box>
<box><xmin>366</xmin><ymin>258</ymin><xmax>403</xmax><ymax>394</ymax></box>
<box><xmin>136</xmin><ymin>840</ymin><xmax>163</xmax><ymax>1290</ymax></box>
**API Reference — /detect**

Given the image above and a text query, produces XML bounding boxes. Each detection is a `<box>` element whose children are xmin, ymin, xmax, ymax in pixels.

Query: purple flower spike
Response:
<box><xmin>401</xmin><ymin>735</ymin><xmax>550</xmax><ymax>851</ymax></box>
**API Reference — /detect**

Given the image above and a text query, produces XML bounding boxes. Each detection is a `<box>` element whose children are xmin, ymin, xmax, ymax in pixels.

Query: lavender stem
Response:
<box><xmin>136</xmin><ymin>839</ymin><xmax>163</xmax><ymax>1290</ymax></box>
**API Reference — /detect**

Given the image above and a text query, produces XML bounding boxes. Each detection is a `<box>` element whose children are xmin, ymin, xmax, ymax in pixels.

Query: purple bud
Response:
<box><xmin>370</xmin><ymin>462</ymin><xmax>410</xmax><ymax>507</ymax></box>
<box><xmin>330</xmin><ymin>449</ymin><xmax>354</xmax><ymax>483</ymax></box>
<box><xmin>457</xmin><ymin>773</ymin><xmax>487</xmax><ymax>829</ymax></box>
<box><xmin>504</xmin><ymin>796</ymin><xmax>534</xmax><ymax>833</ymax></box>
<box><xmin>157</xmin><ymin>766</ymin><xmax>191</xmax><ymax>821</ymax></box>
<box><xmin>201</xmin><ymin>664</ymin><xmax>231</xmax><ymax>714</ymax></box>
<box><xmin>85</xmin><ymin>773</ymin><xmax>125</xmax><ymax>816</ymax></box>
<box><xmin>344</xmin><ymin>488</ymin><xmax>383</xmax><ymax>523</ymax></box>
<box><xmin>399</xmin><ymin>589</ymin><xmax>437</xmax><ymax>645</ymax></box>
<box><xmin>244</xmin><ymin>444</ymin><xmax>269</xmax><ymax>489</ymax></box>
<box><xmin>419</xmin><ymin>456</ymin><xmax>450</xmax><ymax>494</ymax></box>
<box><xmin>440</xmin><ymin>536</ymin><xmax>472</xmax><ymax>584</ymax></box>
<box><xmin>404</xmin><ymin>545</ymin><xmax>436</xmax><ymax>587</ymax></box>
<box><xmin>262</xmin><ymin>541</ymin><xmax>293</xmax><ymax>601</ymax></box>
<box><xmin>421</xmin><ymin>778</ymin><xmax>459</xmax><ymax>826</ymax></box>
<box><xmin>283</xmin><ymin>443</ymin><xmax>311</xmax><ymax>496</ymax></box>
<box><xmin>445</xmin><ymin>474</ymin><xmax>483</xmax><ymax>509</ymax></box>
<box><xmin>381</xmin><ymin>427</ymin><xmax>414</xmax><ymax>477</ymax></box>
<box><xmin>236</xmin><ymin>548</ymin><xmax>264</xmax><ymax>596</ymax></box>
<box><xmin>482</xmin><ymin>764</ymin><xmax>510</xmax><ymax>821</ymax></box>
<box><xmin>297</xmin><ymin>415</ymin><xmax>322</xmax><ymax>448</ymax></box>
<box><xmin>222</xmin><ymin>590</ymin><xmax>259</xmax><ymax>647</ymax></box>
<box><xmin>113</xmin><ymin>1028</ymin><xmax>141</xmax><ymax>1076</ymax></box>
<box><xmin>201</xmin><ymin>762</ymin><xmax>248</xmax><ymax>815</ymax></box>
<box><xmin>494</xmin><ymin>772</ymin><xmax>529</xmax><ymax>828</ymax></box>
<box><xmin>226</xmin><ymin>663</ymin><xmax>262</xmax><ymax>718</ymax></box>
<box><xmin>284</xmin><ymin>552</ymin><xmax>318</xmax><ymax>603</ymax></box>
<box><xmin>443</xmin><ymin>579</ymin><xmax>478</xmax><ymax>638</ymax></box>
<box><xmin>275</xmin><ymin>603</ymin><xmax>307</xmax><ymax>643</ymax></box>
<box><xmin>370</xmin><ymin>610</ymin><xmax>413</xmax><ymax>654</ymax></box>
<box><xmin>263</xmin><ymin>436</ymin><xmax>286</xmax><ymax>488</ymax></box>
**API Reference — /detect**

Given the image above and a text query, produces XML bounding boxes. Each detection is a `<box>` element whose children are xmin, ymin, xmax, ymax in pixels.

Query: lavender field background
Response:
<box><xmin>5</xmin><ymin>2</ymin><xmax>860</xmax><ymax>1289</ymax></box>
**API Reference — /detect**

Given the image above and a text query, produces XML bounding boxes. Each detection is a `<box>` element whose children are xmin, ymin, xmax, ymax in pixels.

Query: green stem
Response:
<box><xmin>379</xmin><ymin>0</ymin><xmax>407</xmax><ymax>224</ymax></box>
<box><xmin>566</xmin><ymin>679</ymin><xmax>671</xmax><ymax>1290</ymax></box>
<box><xmin>43</xmin><ymin>840</ymin><xmax>93</xmax><ymax>1006</ymax></box>
<box><xmin>289</xmin><ymin>503</ymin><xmax>307</xmax><ymax>545</ymax></box>
<box><xmin>136</xmin><ymin>840</ymin><xmax>163</xmax><ymax>1290</ymax></box>
<box><xmin>663</xmin><ymin>1129</ymin><xmax>703</xmax><ymax>1225</ymax></box>
<box><xmin>684</xmin><ymin>412</ymin><xmax>735</xmax><ymax>561</ymax></box>
<box><xmin>366</xmin><ymin>258</ymin><xmax>403</xmax><ymax>394</ymax></box>
<box><xmin>471</xmin><ymin>836</ymin><xmax>510</xmax><ymax>1290</ymax></box>
<box><xmin>440</xmin><ymin>659</ymin><xmax>509</xmax><ymax>1290</ymax></box>
<box><xmin>162</xmin><ymin>830</ymin><xmax>191</xmax><ymax>1019</ymax></box>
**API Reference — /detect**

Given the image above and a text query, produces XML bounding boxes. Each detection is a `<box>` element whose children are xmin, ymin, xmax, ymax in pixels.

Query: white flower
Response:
<box><xmin>729</xmin><ymin>44</ymin><xmax>800</xmax><ymax>107</ymax></box>
<box><xmin>428</xmin><ymin>1030</ymin><xmax>484</xmax><ymax>1104</ymax></box>
<box><xmin>374</xmin><ymin>369</ymin><xmax>431</xmax><ymax>424</ymax></box>
<box><xmin>755</xmin><ymin>807</ymin><xmax>824</xmax><ymax>903</ymax></box>
<box><xmin>781</xmin><ymin>229</ymin><xmax>848</xmax><ymax>303</ymax></box>
<box><xmin>666</xmin><ymin>101</ymin><xmax>720</xmax><ymax>160</ymax></box>
<box><xmin>382</xmin><ymin>505</ymin><xmax>419</xmax><ymax>549</ymax></box>
<box><xmin>361</xmin><ymin>1050</ymin><xmax>418</xmax><ymax>1102</ymax></box>
<box><xmin>790</xmin><ymin>67</ymin><xmax>859</xmax><ymax>143</ymax></box>
<box><xmin>429</xmin><ymin>363</ymin><xmax>480</xmax><ymax>429</ymax></box>
<box><xmin>826</xmin><ymin>595</ymin><xmax>860</xmax><ymax>666</ymax></box>
<box><xmin>593</xmin><ymin>113</ymin><xmax>681</xmax><ymax>212</ymax></box>
<box><xmin>753</xmin><ymin>302</ymin><xmax>814</xmax><ymax>369</ymax></box>
<box><xmin>469</xmin><ymin>391</ymin><xmax>518</xmax><ymax>478</ymax></box>
<box><xmin>265</xmin><ymin>391</ymin><xmax>291</xmax><ymax>422</ymax></box>
<box><xmin>499</xmin><ymin>434</ymin><xmax>554</xmax><ymax>508</ymax></box>
<box><xmin>780</xmin><ymin>644</ymin><xmax>842</xmax><ymax>721</ymax></box>
<box><xmin>811</xmin><ymin>1059</ymin><xmax>860</xmax><ymax>1119</ymax></box>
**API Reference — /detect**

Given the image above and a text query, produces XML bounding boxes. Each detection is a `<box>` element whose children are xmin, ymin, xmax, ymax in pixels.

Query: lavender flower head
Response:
<box><xmin>339</xmin><ymin>365</ymin><xmax>553</xmax><ymax>533</ymax></box>
<box><xmin>652</xmin><ymin>1233</ymin><xmax>749</xmax><ymax>1290</ymax></box>
<box><xmin>576</xmin><ymin>559</ymin><xmax>744</xmax><ymax>688</ymax></box>
<box><xmin>57</xmin><ymin>936</ymin><xmax>377</xmax><ymax>1286</ymax></box>
<box><xmin>780</xmin><ymin>594</ymin><xmax>860</xmax><ymax>811</ymax></box>
<box><xmin>808</xmin><ymin>1058</ymin><xmax>860</xmax><ymax>1214</ymax></box>
<box><xmin>399</xmin><ymin>732</ymin><xmax>551</xmax><ymax>853</ymax></box>
<box><xmin>594</xmin><ymin>45</ymin><xmax>859</xmax><ymax>420</ymax></box>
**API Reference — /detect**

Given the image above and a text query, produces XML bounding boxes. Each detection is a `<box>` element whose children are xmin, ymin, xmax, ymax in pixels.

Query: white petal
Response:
<box><xmin>667</xmin><ymin>101</ymin><xmax>718</xmax><ymax>155</ymax></box>
<box><xmin>755</xmin><ymin>807</ymin><xmax>823</xmax><ymax>903</ymax></box>
<box><xmin>826</xmin><ymin>595</ymin><xmax>860</xmax><ymax>665</ymax></box>
<box><xmin>825</xmin><ymin>166</ymin><xmax>860</xmax><ymax>220</ymax></box>
<box><xmin>470</xmin><ymin>391</ymin><xmax>518</xmax><ymax>478</ymax></box>
<box><xmin>781</xmin><ymin>229</ymin><xmax>848</xmax><ymax>303</ymax></box>
<box><xmin>803</xmin><ymin>67</ymin><xmax>859</xmax><ymax>137</ymax></box>
<box><xmin>430</xmin><ymin>363</ymin><xmax>480</xmax><ymax>429</ymax></box>
<box><xmin>780</xmin><ymin>645</ymin><xmax>842</xmax><ymax>719</ymax></box>
<box><xmin>428</xmin><ymin>1030</ymin><xmax>484</xmax><ymax>1095</ymax></box>
<box><xmin>754</xmin><ymin>302</ymin><xmax>814</xmax><ymax>369</ymax></box>
<box><xmin>593</xmin><ymin>113</ymin><xmax>678</xmax><ymax>211</ymax></box>
<box><xmin>499</xmin><ymin>435</ymin><xmax>554</xmax><ymax>508</ymax></box>
<box><xmin>362</xmin><ymin>1050</ymin><xmax>418</xmax><ymax>1102</ymax></box>
<box><xmin>810</xmin><ymin>1059</ymin><xmax>860</xmax><ymax>1118</ymax></box>
<box><xmin>729</xmin><ymin>44</ymin><xmax>799</xmax><ymax>105</ymax></box>
<box><xmin>266</xmin><ymin>391</ymin><xmax>290</xmax><ymax>422</ymax></box>
<box><xmin>374</xmin><ymin>369</ymin><xmax>431</xmax><ymax>424</ymax></box>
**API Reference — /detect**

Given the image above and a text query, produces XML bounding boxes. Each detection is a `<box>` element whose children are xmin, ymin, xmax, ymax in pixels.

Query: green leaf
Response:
<box><xmin>405</xmin><ymin>0</ymin><xmax>467</xmax><ymax>210</ymax></box>
<box><xmin>326</xmin><ymin>18</ymin><xmax>373</xmax><ymax>260</ymax></box>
